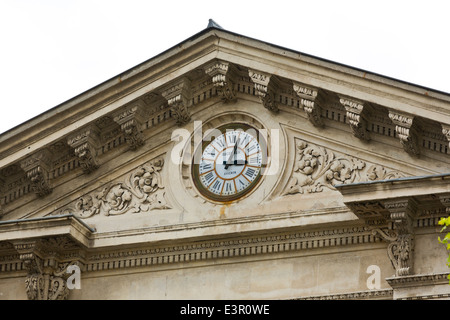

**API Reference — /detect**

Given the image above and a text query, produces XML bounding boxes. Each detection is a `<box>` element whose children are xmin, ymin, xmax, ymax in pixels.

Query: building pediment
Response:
<box><xmin>1</xmin><ymin>22</ymin><xmax>450</xmax><ymax>301</ymax></box>
<box><xmin>0</xmin><ymin>24</ymin><xmax>449</xmax><ymax>245</ymax></box>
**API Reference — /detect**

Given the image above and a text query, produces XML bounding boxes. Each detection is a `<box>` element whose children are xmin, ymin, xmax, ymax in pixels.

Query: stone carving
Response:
<box><xmin>67</xmin><ymin>125</ymin><xmax>100</xmax><ymax>173</ymax></box>
<box><xmin>14</xmin><ymin>238</ymin><xmax>82</xmax><ymax>300</ymax></box>
<box><xmin>20</xmin><ymin>150</ymin><xmax>53</xmax><ymax>197</ymax></box>
<box><xmin>284</xmin><ymin>139</ymin><xmax>407</xmax><ymax>195</ymax></box>
<box><xmin>113</xmin><ymin>101</ymin><xmax>147</xmax><ymax>150</ymax></box>
<box><xmin>67</xmin><ymin>159</ymin><xmax>170</xmax><ymax>219</ymax></box>
<box><xmin>293</xmin><ymin>82</ymin><xmax>324</xmax><ymax>127</ymax></box>
<box><xmin>442</xmin><ymin>123</ymin><xmax>450</xmax><ymax>149</ymax></box>
<box><xmin>388</xmin><ymin>111</ymin><xmax>420</xmax><ymax>156</ymax></box>
<box><xmin>371</xmin><ymin>198</ymin><xmax>417</xmax><ymax>277</ymax></box>
<box><xmin>339</xmin><ymin>96</ymin><xmax>371</xmax><ymax>141</ymax></box>
<box><xmin>204</xmin><ymin>60</ymin><xmax>237</xmax><ymax>102</ymax></box>
<box><xmin>248</xmin><ymin>69</ymin><xmax>280</xmax><ymax>112</ymax></box>
<box><xmin>161</xmin><ymin>77</ymin><xmax>192</xmax><ymax>126</ymax></box>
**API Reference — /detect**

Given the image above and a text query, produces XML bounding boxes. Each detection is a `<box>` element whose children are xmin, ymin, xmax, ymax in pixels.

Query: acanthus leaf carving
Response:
<box><xmin>381</xmin><ymin>198</ymin><xmax>418</xmax><ymax>277</ymax></box>
<box><xmin>66</xmin><ymin>158</ymin><xmax>171</xmax><ymax>219</ymax></box>
<box><xmin>283</xmin><ymin>139</ymin><xmax>408</xmax><ymax>195</ymax></box>
<box><xmin>13</xmin><ymin>238</ymin><xmax>83</xmax><ymax>300</ymax></box>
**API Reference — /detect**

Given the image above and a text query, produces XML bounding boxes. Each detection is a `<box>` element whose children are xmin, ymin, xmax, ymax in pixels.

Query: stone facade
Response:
<box><xmin>0</xmin><ymin>23</ymin><xmax>449</xmax><ymax>300</ymax></box>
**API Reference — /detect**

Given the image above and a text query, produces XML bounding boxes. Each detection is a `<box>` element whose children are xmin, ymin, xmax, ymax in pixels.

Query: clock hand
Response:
<box><xmin>224</xmin><ymin>138</ymin><xmax>239</xmax><ymax>169</ymax></box>
<box><xmin>222</xmin><ymin>160</ymin><xmax>247</xmax><ymax>165</ymax></box>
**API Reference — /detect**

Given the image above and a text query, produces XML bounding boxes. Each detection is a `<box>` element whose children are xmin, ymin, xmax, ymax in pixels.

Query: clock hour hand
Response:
<box><xmin>222</xmin><ymin>160</ymin><xmax>248</xmax><ymax>166</ymax></box>
<box><xmin>224</xmin><ymin>137</ymin><xmax>239</xmax><ymax>169</ymax></box>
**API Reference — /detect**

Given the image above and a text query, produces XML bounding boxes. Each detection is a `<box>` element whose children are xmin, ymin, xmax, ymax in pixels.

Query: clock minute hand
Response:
<box><xmin>224</xmin><ymin>138</ymin><xmax>239</xmax><ymax>170</ymax></box>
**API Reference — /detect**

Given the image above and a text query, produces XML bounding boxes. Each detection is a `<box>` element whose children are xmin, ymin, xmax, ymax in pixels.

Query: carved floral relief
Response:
<box><xmin>63</xmin><ymin>159</ymin><xmax>171</xmax><ymax>219</ymax></box>
<box><xmin>283</xmin><ymin>139</ymin><xmax>407</xmax><ymax>195</ymax></box>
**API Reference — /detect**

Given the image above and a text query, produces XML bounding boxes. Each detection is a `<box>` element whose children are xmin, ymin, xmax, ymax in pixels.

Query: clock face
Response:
<box><xmin>192</xmin><ymin>124</ymin><xmax>265</xmax><ymax>202</ymax></box>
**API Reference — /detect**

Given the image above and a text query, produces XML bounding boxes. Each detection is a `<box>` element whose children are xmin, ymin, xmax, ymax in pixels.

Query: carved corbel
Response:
<box><xmin>388</xmin><ymin>111</ymin><xmax>421</xmax><ymax>156</ymax></box>
<box><xmin>438</xmin><ymin>194</ymin><xmax>450</xmax><ymax>214</ymax></box>
<box><xmin>442</xmin><ymin>123</ymin><xmax>450</xmax><ymax>150</ymax></box>
<box><xmin>113</xmin><ymin>100</ymin><xmax>147</xmax><ymax>150</ymax></box>
<box><xmin>248</xmin><ymin>69</ymin><xmax>280</xmax><ymax>112</ymax></box>
<box><xmin>20</xmin><ymin>149</ymin><xmax>53</xmax><ymax>197</ymax></box>
<box><xmin>13</xmin><ymin>238</ymin><xmax>82</xmax><ymax>300</ymax></box>
<box><xmin>381</xmin><ymin>198</ymin><xmax>418</xmax><ymax>277</ymax></box>
<box><xmin>161</xmin><ymin>77</ymin><xmax>192</xmax><ymax>126</ymax></box>
<box><xmin>67</xmin><ymin>125</ymin><xmax>101</xmax><ymax>173</ymax></box>
<box><xmin>339</xmin><ymin>96</ymin><xmax>371</xmax><ymax>141</ymax></box>
<box><xmin>293</xmin><ymin>82</ymin><xmax>324</xmax><ymax>127</ymax></box>
<box><xmin>204</xmin><ymin>60</ymin><xmax>237</xmax><ymax>103</ymax></box>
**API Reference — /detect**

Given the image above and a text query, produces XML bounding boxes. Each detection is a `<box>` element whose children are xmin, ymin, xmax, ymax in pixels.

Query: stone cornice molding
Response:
<box><xmin>296</xmin><ymin>288</ymin><xmax>393</xmax><ymax>300</ymax></box>
<box><xmin>386</xmin><ymin>272</ymin><xmax>450</xmax><ymax>287</ymax></box>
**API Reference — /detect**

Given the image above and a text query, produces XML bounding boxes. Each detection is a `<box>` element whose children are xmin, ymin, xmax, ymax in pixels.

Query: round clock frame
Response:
<box><xmin>191</xmin><ymin>123</ymin><xmax>266</xmax><ymax>202</ymax></box>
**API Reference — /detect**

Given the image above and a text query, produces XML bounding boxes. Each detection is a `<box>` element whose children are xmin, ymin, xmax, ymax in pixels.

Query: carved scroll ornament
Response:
<box><xmin>283</xmin><ymin>139</ymin><xmax>407</xmax><ymax>195</ymax></box>
<box><xmin>63</xmin><ymin>159</ymin><xmax>171</xmax><ymax>219</ymax></box>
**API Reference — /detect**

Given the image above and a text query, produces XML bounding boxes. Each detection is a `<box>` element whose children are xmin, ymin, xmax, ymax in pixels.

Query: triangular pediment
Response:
<box><xmin>0</xmin><ymin>25</ymin><xmax>449</xmax><ymax>244</ymax></box>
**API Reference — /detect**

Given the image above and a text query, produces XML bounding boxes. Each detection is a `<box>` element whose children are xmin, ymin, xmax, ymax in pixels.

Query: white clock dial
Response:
<box><xmin>193</xmin><ymin>125</ymin><xmax>264</xmax><ymax>201</ymax></box>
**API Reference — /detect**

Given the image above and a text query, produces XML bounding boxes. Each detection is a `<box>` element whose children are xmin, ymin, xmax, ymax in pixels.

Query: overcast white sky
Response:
<box><xmin>0</xmin><ymin>0</ymin><xmax>448</xmax><ymax>134</ymax></box>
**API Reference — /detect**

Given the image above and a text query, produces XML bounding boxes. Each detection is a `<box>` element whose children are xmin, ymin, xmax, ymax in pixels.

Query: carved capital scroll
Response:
<box><xmin>113</xmin><ymin>100</ymin><xmax>147</xmax><ymax>150</ymax></box>
<box><xmin>388</xmin><ymin>111</ymin><xmax>420</xmax><ymax>156</ymax></box>
<box><xmin>248</xmin><ymin>69</ymin><xmax>280</xmax><ymax>112</ymax></box>
<box><xmin>67</xmin><ymin>125</ymin><xmax>101</xmax><ymax>173</ymax></box>
<box><xmin>20</xmin><ymin>149</ymin><xmax>53</xmax><ymax>197</ymax></box>
<box><xmin>339</xmin><ymin>96</ymin><xmax>371</xmax><ymax>141</ymax></box>
<box><xmin>204</xmin><ymin>60</ymin><xmax>237</xmax><ymax>103</ymax></box>
<box><xmin>293</xmin><ymin>82</ymin><xmax>323</xmax><ymax>127</ymax></box>
<box><xmin>161</xmin><ymin>77</ymin><xmax>192</xmax><ymax>126</ymax></box>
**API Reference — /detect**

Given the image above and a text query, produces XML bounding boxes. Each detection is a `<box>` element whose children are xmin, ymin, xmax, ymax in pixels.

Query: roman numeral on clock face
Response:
<box><xmin>196</xmin><ymin>126</ymin><xmax>264</xmax><ymax>200</ymax></box>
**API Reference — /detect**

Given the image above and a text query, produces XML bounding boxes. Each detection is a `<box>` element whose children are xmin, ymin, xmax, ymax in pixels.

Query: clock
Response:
<box><xmin>192</xmin><ymin>124</ymin><xmax>265</xmax><ymax>202</ymax></box>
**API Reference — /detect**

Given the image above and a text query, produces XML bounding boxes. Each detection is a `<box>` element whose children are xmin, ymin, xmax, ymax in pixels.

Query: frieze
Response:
<box><xmin>283</xmin><ymin>139</ymin><xmax>407</xmax><ymax>195</ymax></box>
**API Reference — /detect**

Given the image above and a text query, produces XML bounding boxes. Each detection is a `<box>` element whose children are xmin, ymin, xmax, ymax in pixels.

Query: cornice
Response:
<box><xmin>386</xmin><ymin>272</ymin><xmax>450</xmax><ymax>288</ymax></box>
<box><xmin>295</xmin><ymin>288</ymin><xmax>393</xmax><ymax>300</ymax></box>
